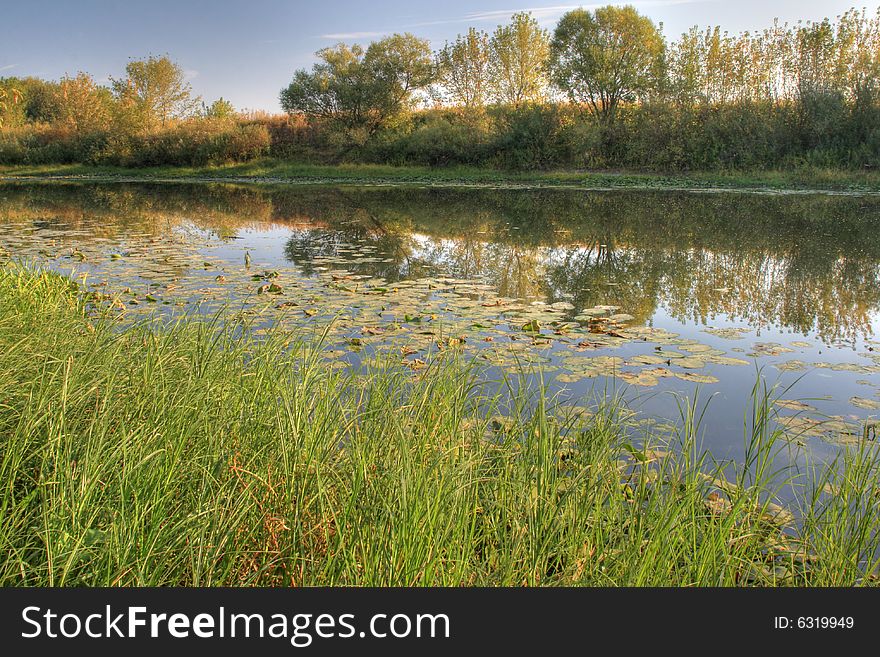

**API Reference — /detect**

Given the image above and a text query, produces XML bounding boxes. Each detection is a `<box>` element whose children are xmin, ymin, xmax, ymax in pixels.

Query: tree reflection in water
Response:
<box><xmin>3</xmin><ymin>181</ymin><xmax>879</xmax><ymax>344</ymax></box>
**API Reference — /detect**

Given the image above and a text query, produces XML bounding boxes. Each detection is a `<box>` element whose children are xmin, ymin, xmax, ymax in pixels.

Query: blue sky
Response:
<box><xmin>2</xmin><ymin>1</ymin><xmax>877</xmax><ymax>112</ymax></box>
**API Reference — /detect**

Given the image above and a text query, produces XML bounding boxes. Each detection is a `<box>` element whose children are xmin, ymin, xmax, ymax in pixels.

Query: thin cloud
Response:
<box><xmin>406</xmin><ymin>0</ymin><xmax>708</xmax><ymax>28</ymax></box>
<box><xmin>0</xmin><ymin>63</ymin><xmax>17</xmax><ymax>72</ymax></box>
<box><xmin>318</xmin><ymin>31</ymin><xmax>386</xmax><ymax>40</ymax></box>
<box><xmin>313</xmin><ymin>1</ymin><xmax>709</xmax><ymax>44</ymax></box>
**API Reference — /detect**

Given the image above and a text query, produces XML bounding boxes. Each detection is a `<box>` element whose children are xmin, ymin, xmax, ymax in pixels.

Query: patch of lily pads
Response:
<box><xmin>703</xmin><ymin>327</ymin><xmax>750</xmax><ymax>340</ymax></box>
<box><xmin>774</xmin><ymin>413</ymin><xmax>876</xmax><ymax>446</ymax></box>
<box><xmin>2</xmin><ymin>210</ymin><xmax>879</xmax><ymax>453</ymax></box>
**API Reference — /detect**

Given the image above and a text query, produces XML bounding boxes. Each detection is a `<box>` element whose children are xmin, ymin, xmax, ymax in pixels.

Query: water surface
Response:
<box><xmin>2</xmin><ymin>181</ymin><xmax>879</xmax><ymax>466</ymax></box>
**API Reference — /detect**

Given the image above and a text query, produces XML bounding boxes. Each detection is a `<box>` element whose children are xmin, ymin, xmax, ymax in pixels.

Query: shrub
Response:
<box><xmin>0</xmin><ymin>119</ymin><xmax>269</xmax><ymax>167</ymax></box>
<box><xmin>258</xmin><ymin>114</ymin><xmax>328</xmax><ymax>160</ymax></box>
<box><xmin>369</xmin><ymin>113</ymin><xmax>491</xmax><ymax>166</ymax></box>
<box><xmin>112</xmin><ymin>120</ymin><xmax>270</xmax><ymax>167</ymax></box>
<box><xmin>3</xmin><ymin>97</ymin><xmax>879</xmax><ymax>172</ymax></box>
<box><xmin>1</xmin><ymin>126</ymin><xmax>89</xmax><ymax>166</ymax></box>
<box><xmin>488</xmin><ymin>104</ymin><xmax>570</xmax><ymax>170</ymax></box>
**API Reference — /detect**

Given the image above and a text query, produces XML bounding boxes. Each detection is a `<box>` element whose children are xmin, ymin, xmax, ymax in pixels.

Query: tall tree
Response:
<box><xmin>549</xmin><ymin>6</ymin><xmax>665</xmax><ymax>124</ymax></box>
<box><xmin>836</xmin><ymin>8</ymin><xmax>880</xmax><ymax>105</ymax></box>
<box><xmin>666</xmin><ymin>26</ymin><xmax>705</xmax><ymax>104</ymax></box>
<box><xmin>111</xmin><ymin>55</ymin><xmax>199</xmax><ymax>129</ymax></box>
<box><xmin>280</xmin><ymin>34</ymin><xmax>434</xmax><ymax>143</ymax></box>
<box><xmin>0</xmin><ymin>83</ymin><xmax>22</xmax><ymax>128</ymax></box>
<box><xmin>53</xmin><ymin>73</ymin><xmax>113</xmax><ymax>133</ymax></box>
<box><xmin>20</xmin><ymin>77</ymin><xmax>63</xmax><ymax>123</ymax></box>
<box><xmin>365</xmin><ymin>33</ymin><xmax>435</xmax><ymax>118</ymax></box>
<box><xmin>435</xmin><ymin>28</ymin><xmax>492</xmax><ymax>108</ymax></box>
<box><xmin>1</xmin><ymin>77</ymin><xmax>66</xmax><ymax>127</ymax></box>
<box><xmin>488</xmin><ymin>13</ymin><xmax>550</xmax><ymax>106</ymax></box>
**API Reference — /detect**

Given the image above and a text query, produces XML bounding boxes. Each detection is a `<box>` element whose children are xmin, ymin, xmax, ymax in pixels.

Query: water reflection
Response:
<box><xmin>2</xmin><ymin>181</ymin><xmax>880</xmax><ymax>344</ymax></box>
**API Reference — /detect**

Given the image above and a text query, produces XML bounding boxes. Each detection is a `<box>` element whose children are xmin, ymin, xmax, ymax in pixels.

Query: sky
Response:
<box><xmin>2</xmin><ymin>0</ymin><xmax>878</xmax><ymax>112</ymax></box>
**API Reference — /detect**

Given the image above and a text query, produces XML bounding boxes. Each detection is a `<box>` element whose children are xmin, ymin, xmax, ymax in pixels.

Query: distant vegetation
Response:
<box><xmin>0</xmin><ymin>55</ymin><xmax>270</xmax><ymax>166</ymax></box>
<box><xmin>2</xmin><ymin>6</ymin><xmax>880</xmax><ymax>171</ymax></box>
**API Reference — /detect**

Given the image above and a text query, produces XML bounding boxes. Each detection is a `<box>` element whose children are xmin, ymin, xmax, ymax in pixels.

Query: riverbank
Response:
<box><xmin>1</xmin><ymin>262</ymin><xmax>878</xmax><ymax>586</ymax></box>
<box><xmin>2</xmin><ymin>160</ymin><xmax>880</xmax><ymax>194</ymax></box>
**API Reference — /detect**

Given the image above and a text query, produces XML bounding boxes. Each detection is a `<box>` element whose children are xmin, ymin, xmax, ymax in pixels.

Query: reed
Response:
<box><xmin>0</xmin><ymin>263</ymin><xmax>877</xmax><ymax>586</ymax></box>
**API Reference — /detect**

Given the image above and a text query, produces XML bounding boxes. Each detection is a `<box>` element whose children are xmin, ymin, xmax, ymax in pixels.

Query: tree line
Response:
<box><xmin>0</xmin><ymin>55</ymin><xmax>243</xmax><ymax>131</ymax></box>
<box><xmin>0</xmin><ymin>55</ymin><xmax>267</xmax><ymax>166</ymax></box>
<box><xmin>3</xmin><ymin>5</ymin><xmax>880</xmax><ymax>170</ymax></box>
<box><xmin>281</xmin><ymin>6</ymin><xmax>880</xmax><ymax>129</ymax></box>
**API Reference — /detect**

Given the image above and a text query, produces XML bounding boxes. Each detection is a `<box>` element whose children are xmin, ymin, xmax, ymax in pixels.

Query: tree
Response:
<box><xmin>436</xmin><ymin>28</ymin><xmax>492</xmax><ymax>108</ymax></box>
<box><xmin>835</xmin><ymin>8</ymin><xmax>880</xmax><ymax>105</ymax></box>
<box><xmin>111</xmin><ymin>55</ymin><xmax>200</xmax><ymax>129</ymax></box>
<box><xmin>280</xmin><ymin>34</ymin><xmax>434</xmax><ymax>143</ymax></box>
<box><xmin>20</xmin><ymin>77</ymin><xmax>63</xmax><ymax>123</ymax></box>
<box><xmin>488</xmin><ymin>12</ymin><xmax>550</xmax><ymax>106</ymax></box>
<box><xmin>0</xmin><ymin>82</ymin><xmax>22</xmax><ymax>128</ymax></box>
<box><xmin>1</xmin><ymin>77</ymin><xmax>67</xmax><ymax>127</ymax></box>
<box><xmin>53</xmin><ymin>73</ymin><xmax>113</xmax><ymax>133</ymax></box>
<box><xmin>549</xmin><ymin>6</ymin><xmax>665</xmax><ymax>124</ymax></box>
<box><xmin>666</xmin><ymin>27</ymin><xmax>703</xmax><ymax>104</ymax></box>
<box><xmin>204</xmin><ymin>97</ymin><xmax>235</xmax><ymax>119</ymax></box>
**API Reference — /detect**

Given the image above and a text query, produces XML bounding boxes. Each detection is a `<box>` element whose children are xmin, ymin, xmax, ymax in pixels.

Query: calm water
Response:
<box><xmin>1</xmin><ymin>181</ymin><xmax>879</xmax><ymax>468</ymax></box>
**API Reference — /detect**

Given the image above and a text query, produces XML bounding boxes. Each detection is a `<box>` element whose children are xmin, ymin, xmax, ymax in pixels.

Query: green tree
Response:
<box><xmin>365</xmin><ymin>33</ymin><xmax>435</xmax><ymax>123</ymax></box>
<box><xmin>436</xmin><ymin>28</ymin><xmax>492</xmax><ymax>108</ymax></box>
<box><xmin>835</xmin><ymin>8</ymin><xmax>880</xmax><ymax>105</ymax></box>
<box><xmin>549</xmin><ymin>6</ymin><xmax>665</xmax><ymax>124</ymax></box>
<box><xmin>280</xmin><ymin>34</ymin><xmax>434</xmax><ymax>144</ymax></box>
<box><xmin>53</xmin><ymin>73</ymin><xmax>113</xmax><ymax>133</ymax></box>
<box><xmin>0</xmin><ymin>77</ymin><xmax>65</xmax><ymax>127</ymax></box>
<box><xmin>111</xmin><ymin>55</ymin><xmax>200</xmax><ymax>130</ymax></box>
<box><xmin>204</xmin><ymin>97</ymin><xmax>235</xmax><ymax>119</ymax></box>
<box><xmin>0</xmin><ymin>83</ymin><xmax>22</xmax><ymax>128</ymax></box>
<box><xmin>20</xmin><ymin>77</ymin><xmax>63</xmax><ymax>123</ymax></box>
<box><xmin>488</xmin><ymin>12</ymin><xmax>550</xmax><ymax>106</ymax></box>
<box><xmin>666</xmin><ymin>26</ymin><xmax>704</xmax><ymax>104</ymax></box>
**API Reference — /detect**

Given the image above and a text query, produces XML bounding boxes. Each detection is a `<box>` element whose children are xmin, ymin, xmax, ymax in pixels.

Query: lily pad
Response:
<box><xmin>703</xmin><ymin>327</ymin><xmax>750</xmax><ymax>340</ymax></box>
<box><xmin>850</xmin><ymin>396</ymin><xmax>880</xmax><ymax>410</ymax></box>
<box><xmin>578</xmin><ymin>307</ymin><xmax>608</xmax><ymax>317</ymax></box>
<box><xmin>704</xmin><ymin>355</ymin><xmax>750</xmax><ymax>366</ymax></box>
<box><xmin>775</xmin><ymin>360</ymin><xmax>808</xmax><ymax>372</ymax></box>
<box><xmin>774</xmin><ymin>399</ymin><xmax>816</xmax><ymax>412</ymax></box>
<box><xmin>628</xmin><ymin>354</ymin><xmax>668</xmax><ymax>366</ymax></box>
<box><xmin>674</xmin><ymin>372</ymin><xmax>719</xmax><ymax>384</ymax></box>
<box><xmin>681</xmin><ymin>343</ymin><xmax>714</xmax><ymax>354</ymax></box>
<box><xmin>751</xmin><ymin>342</ymin><xmax>795</xmax><ymax>357</ymax></box>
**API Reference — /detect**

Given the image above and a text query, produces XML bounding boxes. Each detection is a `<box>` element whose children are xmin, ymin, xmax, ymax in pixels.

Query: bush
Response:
<box><xmin>558</xmin><ymin>118</ymin><xmax>606</xmax><ymax>168</ymax></box>
<box><xmin>257</xmin><ymin>114</ymin><xmax>328</xmax><ymax>160</ymax></box>
<box><xmin>488</xmin><ymin>105</ymin><xmax>570</xmax><ymax>170</ymax></box>
<box><xmin>0</xmin><ymin>120</ymin><xmax>269</xmax><ymax>167</ymax></box>
<box><xmin>369</xmin><ymin>112</ymin><xmax>491</xmax><ymax>166</ymax></box>
<box><xmin>0</xmin><ymin>124</ymin><xmax>90</xmax><ymax>164</ymax></box>
<box><xmin>119</xmin><ymin>120</ymin><xmax>270</xmax><ymax>167</ymax></box>
<box><xmin>3</xmin><ymin>97</ymin><xmax>880</xmax><ymax>172</ymax></box>
<box><xmin>0</xmin><ymin>128</ymin><xmax>29</xmax><ymax>164</ymax></box>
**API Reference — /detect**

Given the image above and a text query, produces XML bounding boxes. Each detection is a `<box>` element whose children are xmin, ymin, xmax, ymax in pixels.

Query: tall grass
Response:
<box><xmin>0</xmin><ymin>120</ymin><xmax>270</xmax><ymax>167</ymax></box>
<box><xmin>0</xmin><ymin>262</ymin><xmax>878</xmax><ymax>586</ymax></box>
<box><xmin>3</xmin><ymin>100</ymin><xmax>878</xmax><ymax>173</ymax></box>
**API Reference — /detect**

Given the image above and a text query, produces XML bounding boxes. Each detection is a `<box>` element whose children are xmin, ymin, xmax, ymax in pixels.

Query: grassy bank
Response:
<box><xmin>3</xmin><ymin>159</ymin><xmax>880</xmax><ymax>193</ymax></box>
<box><xmin>1</xmin><ymin>263</ymin><xmax>878</xmax><ymax>586</ymax></box>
